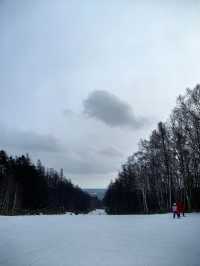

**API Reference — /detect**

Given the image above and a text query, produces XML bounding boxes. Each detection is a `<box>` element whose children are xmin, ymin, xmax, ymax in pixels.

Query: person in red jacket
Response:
<box><xmin>180</xmin><ymin>202</ymin><xmax>185</xmax><ymax>217</ymax></box>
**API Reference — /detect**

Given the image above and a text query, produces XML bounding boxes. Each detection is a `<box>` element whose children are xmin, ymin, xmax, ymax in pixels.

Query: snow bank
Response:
<box><xmin>0</xmin><ymin>213</ymin><xmax>199</xmax><ymax>266</ymax></box>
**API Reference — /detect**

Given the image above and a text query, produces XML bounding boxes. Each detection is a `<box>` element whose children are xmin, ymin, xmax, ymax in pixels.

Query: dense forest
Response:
<box><xmin>0</xmin><ymin>151</ymin><xmax>97</xmax><ymax>214</ymax></box>
<box><xmin>104</xmin><ymin>85</ymin><xmax>200</xmax><ymax>214</ymax></box>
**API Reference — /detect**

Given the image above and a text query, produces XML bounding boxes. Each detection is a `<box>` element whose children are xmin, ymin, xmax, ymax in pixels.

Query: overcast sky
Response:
<box><xmin>0</xmin><ymin>0</ymin><xmax>200</xmax><ymax>188</ymax></box>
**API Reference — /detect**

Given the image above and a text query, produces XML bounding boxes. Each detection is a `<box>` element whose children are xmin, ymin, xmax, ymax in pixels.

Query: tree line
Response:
<box><xmin>104</xmin><ymin>85</ymin><xmax>200</xmax><ymax>214</ymax></box>
<box><xmin>0</xmin><ymin>151</ymin><xmax>96</xmax><ymax>214</ymax></box>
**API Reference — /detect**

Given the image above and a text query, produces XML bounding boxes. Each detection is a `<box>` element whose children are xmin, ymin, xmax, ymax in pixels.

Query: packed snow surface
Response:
<box><xmin>0</xmin><ymin>213</ymin><xmax>200</xmax><ymax>266</ymax></box>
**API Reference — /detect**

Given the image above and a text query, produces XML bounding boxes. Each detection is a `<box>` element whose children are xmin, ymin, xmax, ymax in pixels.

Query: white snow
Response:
<box><xmin>89</xmin><ymin>209</ymin><xmax>106</xmax><ymax>215</ymax></box>
<box><xmin>0</xmin><ymin>213</ymin><xmax>200</xmax><ymax>266</ymax></box>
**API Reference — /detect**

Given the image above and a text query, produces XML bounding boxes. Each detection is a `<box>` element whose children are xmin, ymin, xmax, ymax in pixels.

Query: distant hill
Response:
<box><xmin>84</xmin><ymin>189</ymin><xmax>106</xmax><ymax>200</ymax></box>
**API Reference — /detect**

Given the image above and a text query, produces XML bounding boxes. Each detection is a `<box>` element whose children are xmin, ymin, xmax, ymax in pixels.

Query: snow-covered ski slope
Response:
<box><xmin>0</xmin><ymin>213</ymin><xmax>200</xmax><ymax>266</ymax></box>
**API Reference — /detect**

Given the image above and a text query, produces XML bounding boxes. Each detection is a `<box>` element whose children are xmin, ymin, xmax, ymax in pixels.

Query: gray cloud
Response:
<box><xmin>71</xmin><ymin>147</ymin><xmax>122</xmax><ymax>174</ymax></box>
<box><xmin>64</xmin><ymin>157</ymin><xmax>114</xmax><ymax>175</ymax></box>
<box><xmin>63</xmin><ymin>108</ymin><xmax>74</xmax><ymax>117</ymax></box>
<box><xmin>0</xmin><ymin>125</ymin><xmax>62</xmax><ymax>153</ymax></box>
<box><xmin>51</xmin><ymin>150</ymin><xmax>118</xmax><ymax>175</ymax></box>
<box><xmin>98</xmin><ymin>146</ymin><xmax>123</xmax><ymax>158</ymax></box>
<box><xmin>83</xmin><ymin>90</ymin><xmax>146</xmax><ymax>129</ymax></box>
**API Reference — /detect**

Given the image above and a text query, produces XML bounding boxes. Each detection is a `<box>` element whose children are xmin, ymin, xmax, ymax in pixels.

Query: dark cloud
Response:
<box><xmin>83</xmin><ymin>90</ymin><xmax>146</xmax><ymax>129</ymax></box>
<box><xmin>0</xmin><ymin>125</ymin><xmax>62</xmax><ymax>153</ymax></box>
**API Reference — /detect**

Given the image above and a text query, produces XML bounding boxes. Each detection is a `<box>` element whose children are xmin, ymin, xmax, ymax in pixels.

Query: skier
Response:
<box><xmin>172</xmin><ymin>203</ymin><xmax>177</xmax><ymax>218</ymax></box>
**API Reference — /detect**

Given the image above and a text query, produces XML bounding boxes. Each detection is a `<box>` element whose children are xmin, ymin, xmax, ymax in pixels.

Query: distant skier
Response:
<box><xmin>172</xmin><ymin>203</ymin><xmax>177</xmax><ymax>218</ymax></box>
